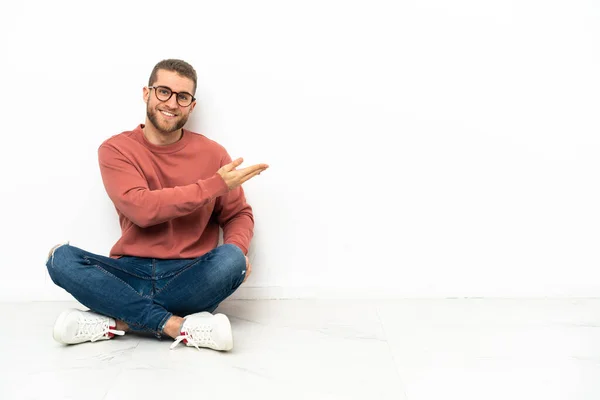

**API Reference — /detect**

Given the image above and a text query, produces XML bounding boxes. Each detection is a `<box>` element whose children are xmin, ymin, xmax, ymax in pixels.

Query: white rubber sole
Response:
<box><xmin>213</xmin><ymin>313</ymin><xmax>233</xmax><ymax>351</ymax></box>
<box><xmin>182</xmin><ymin>312</ymin><xmax>234</xmax><ymax>351</ymax></box>
<box><xmin>52</xmin><ymin>308</ymin><xmax>78</xmax><ymax>344</ymax></box>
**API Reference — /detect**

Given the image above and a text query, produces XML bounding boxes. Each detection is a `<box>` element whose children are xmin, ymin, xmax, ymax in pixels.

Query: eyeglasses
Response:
<box><xmin>148</xmin><ymin>86</ymin><xmax>195</xmax><ymax>107</ymax></box>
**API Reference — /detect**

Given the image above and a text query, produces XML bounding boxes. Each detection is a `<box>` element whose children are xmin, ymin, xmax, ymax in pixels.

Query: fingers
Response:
<box><xmin>238</xmin><ymin>164</ymin><xmax>268</xmax><ymax>184</ymax></box>
<box><xmin>220</xmin><ymin>160</ymin><xmax>268</xmax><ymax>189</ymax></box>
<box><xmin>239</xmin><ymin>163</ymin><xmax>269</xmax><ymax>177</ymax></box>
<box><xmin>223</xmin><ymin>157</ymin><xmax>244</xmax><ymax>172</ymax></box>
<box><xmin>239</xmin><ymin>168</ymin><xmax>265</xmax><ymax>185</ymax></box>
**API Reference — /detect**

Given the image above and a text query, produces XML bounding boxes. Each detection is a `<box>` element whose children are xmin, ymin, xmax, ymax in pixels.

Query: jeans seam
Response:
<box><xmin>152</xmin><ymin>259</ymin><xmax>157</xmax><ymax>295</ymax></box>
<box><xmin>84</xmin><ymin>256</ymin><xmax>150</xmax><ymax>280</ymax></box>
<box><xmin>156</xmin><ymin>258</ymin><xmax>202</xmax><ymax>280</ymax></box>
<box><xmin>153</xmin><ymin>258</ymin><xmax>204</xmax><ymax>296</ymax></box>
<box><xmin>92</xmin><ymin>264</ymin><xmax>154</xmax><ymax>300</ymax></box>
<box><xmin>126</xmin><ymin>322</ymin><xmax>160</xmax><ymax>336</ymax></box>
<box><xmin>158</xmin><ymin>312</ymin><xmax>173</xmax><ymax>335</ymax></box>
<box><xmin>91</xmin><ymin>265</ymin><xmax>166</xmax><ymax>334</ymax></box>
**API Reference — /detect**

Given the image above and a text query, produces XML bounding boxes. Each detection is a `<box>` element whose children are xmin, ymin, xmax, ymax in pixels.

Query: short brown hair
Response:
<box><xmin>148</xmin><ymin>59</ymin><xmax>197</xmax><ymax>94</ymax></box>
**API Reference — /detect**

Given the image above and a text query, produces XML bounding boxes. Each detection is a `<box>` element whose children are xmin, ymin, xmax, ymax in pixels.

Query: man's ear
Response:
<box><xmin>143</xmin><ymin>86</ymin><xmax>150</xmax><ymax>103</ymax></box>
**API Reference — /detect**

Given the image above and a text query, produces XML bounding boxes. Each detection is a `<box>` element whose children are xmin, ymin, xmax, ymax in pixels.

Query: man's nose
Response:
<box><xmin>165</xmin><ymin>94</ymin><xmax>179</xmax><ymax>109</ymax></box>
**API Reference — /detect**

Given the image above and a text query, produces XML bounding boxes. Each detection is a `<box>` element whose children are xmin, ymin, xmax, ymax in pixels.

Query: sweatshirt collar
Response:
<box><xmin>135</xmin><ymin>124</ymin><xmax>190</xmax><ymax>154</ymax></box>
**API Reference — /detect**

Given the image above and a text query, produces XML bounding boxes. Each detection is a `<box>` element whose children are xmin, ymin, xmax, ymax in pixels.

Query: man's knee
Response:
<box><xmin>47</xmin><ymin>242</ymin><xmax>68</xmax><ymax>265</ymax></box>
<box><xmin>45</xmin><ymin>242</ymin><xmax>77</xmax><ymax>281</ymax></box>
<box><xmin>46</xmin><ymin>243</ymin><xmax>70</xmax><ymax>286</ymax></box>
<box><xmin>46</xmin><ymin>243</ymin><xmax>64</xmax><ymax>262</ymax></box>
<box><xmin>219</xmin><ymin>244</ymin><xmax>246</xmax><ymax>269</ymax></box>
<box><xmin>210</xmin><ymin>244</ymin><xmax>246</xmax><ymax>285</ymax></box>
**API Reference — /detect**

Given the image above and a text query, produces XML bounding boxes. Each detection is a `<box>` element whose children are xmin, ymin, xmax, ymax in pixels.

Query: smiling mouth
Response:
<box><xmin>160</xmin><ymin>110</ymin><xmax>177</xmax><ymax>118</ymax></box>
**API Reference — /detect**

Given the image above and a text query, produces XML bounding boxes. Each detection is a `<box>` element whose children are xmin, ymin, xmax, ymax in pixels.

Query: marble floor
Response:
<box><xmin>1</xmin><ymin>299</ymin><xmax>599</xmax><ymax>400</ymax></box>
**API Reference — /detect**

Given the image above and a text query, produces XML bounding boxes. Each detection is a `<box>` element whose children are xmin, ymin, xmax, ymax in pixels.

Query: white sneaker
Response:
<box><xmin>170</xmin><ymin>312</ymin><xmax>233</xmax><ymax>351</ymax></box>
<box><xmin>53</xmin><ymin>308</ymin><xmax>125</xmax><ymax>345</ymax></box>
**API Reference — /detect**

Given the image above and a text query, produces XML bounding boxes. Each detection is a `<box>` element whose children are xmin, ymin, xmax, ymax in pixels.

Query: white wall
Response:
<box><xmin>1</xmin><ymin>0</ymin><xmax>599</xmax><ymax>300</ymax></box>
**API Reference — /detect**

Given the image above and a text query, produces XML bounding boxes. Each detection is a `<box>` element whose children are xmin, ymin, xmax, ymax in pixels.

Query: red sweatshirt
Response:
<box><xmin>98</xmin><ymin>124</ymin><xmax>253</xmax><ymax>259</ymax></box>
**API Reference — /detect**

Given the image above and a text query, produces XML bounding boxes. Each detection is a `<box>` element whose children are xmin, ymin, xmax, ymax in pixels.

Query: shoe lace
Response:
<box><xmin>76</xmin><ymin>316</ymin><xmax>125</xmax><ymax>342</ymax></box>
<box><xmin>170</xmin><ymin>324</ymin><xmax>214</xmax><ymax>350</ymax></box>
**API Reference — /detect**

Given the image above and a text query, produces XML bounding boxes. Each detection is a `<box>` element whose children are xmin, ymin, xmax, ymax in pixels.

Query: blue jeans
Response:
<box><xmin>46</xmin><ymin>243</ymin><xmax>247</xmax><ymax>338</ymax></box>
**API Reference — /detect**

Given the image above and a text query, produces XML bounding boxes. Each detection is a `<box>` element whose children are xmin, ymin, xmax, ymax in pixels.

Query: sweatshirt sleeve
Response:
<box><xmin>214</xmin><ymin>154</ymin><xmax>255</xmax><ymax>254</ymax></box>
<box><xmin>98</xmin><ymin>144</ymin><xmax>229</xmax><ymax>228</ymax></box>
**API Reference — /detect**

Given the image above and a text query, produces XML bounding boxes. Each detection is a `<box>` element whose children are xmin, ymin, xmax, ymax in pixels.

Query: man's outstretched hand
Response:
<box><xmin>217</xmin><ymin>158</ymin><xmax>269</xmax><ymax>190</ymax></box>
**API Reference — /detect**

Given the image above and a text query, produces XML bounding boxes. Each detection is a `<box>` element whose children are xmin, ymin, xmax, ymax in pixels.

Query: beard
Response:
<box><xmin>146</xmin><ymin>104</ymin><xmax>189</xmax><ymax>135</ymax></box>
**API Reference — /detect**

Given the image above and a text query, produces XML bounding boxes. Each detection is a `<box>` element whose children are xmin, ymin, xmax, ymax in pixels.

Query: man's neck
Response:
<box><xmin>143</xmin><ymin>121</ymin><xmax>182</xmax><ymax>146</ymax></box>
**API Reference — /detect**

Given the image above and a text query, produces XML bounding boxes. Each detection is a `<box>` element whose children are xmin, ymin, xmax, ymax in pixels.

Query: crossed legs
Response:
<box><xmin>46</xmin><ymin>243</ymin><xmax>247</xmax><ymax>344</ymax></box>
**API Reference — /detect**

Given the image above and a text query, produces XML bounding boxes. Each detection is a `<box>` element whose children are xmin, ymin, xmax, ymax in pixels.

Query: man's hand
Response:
<box><xmin>217</xmin><ymin>158</ymin><xmax>269</xmax><ymax>190</ymax></box>
<box><xmin>244</xmin><ymin>256</ymin><xmax>252</xmax><ymax>283</ymax></box>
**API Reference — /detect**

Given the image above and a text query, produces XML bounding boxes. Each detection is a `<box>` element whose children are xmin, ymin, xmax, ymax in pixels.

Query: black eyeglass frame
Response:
<box><xmin>148</xmin><ymin>85</ymin><xmax>196</xmax><ymax>107</ymax></box>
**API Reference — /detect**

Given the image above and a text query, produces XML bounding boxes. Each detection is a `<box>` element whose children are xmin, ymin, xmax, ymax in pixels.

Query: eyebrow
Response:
<box><xmin>155</xmin><ymin>85</ymin><xmax>194</xmax><ymax>95</ymax></box>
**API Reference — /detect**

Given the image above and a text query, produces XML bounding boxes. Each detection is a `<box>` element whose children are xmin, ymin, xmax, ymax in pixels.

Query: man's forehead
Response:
<box><xmin>155</xmin><ymin>69</ymin><xmax>194</xmax><ymax>92</ymax></box>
